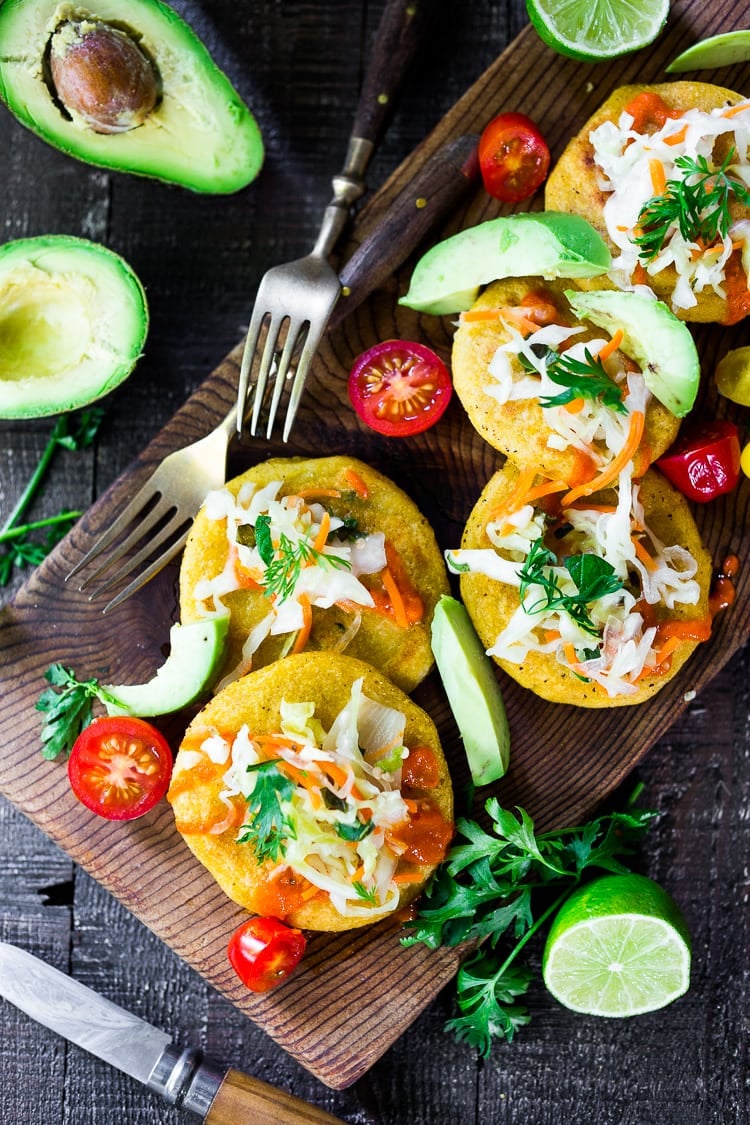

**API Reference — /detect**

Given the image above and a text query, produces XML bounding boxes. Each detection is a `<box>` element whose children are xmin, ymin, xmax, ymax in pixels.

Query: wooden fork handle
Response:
<box><xmin>331</xmin><ymin>133</ymin><xmax>480</xmax><ymax>326</ymax></box>
<box><xmin>351</xmin><ymin>0</ymin><xmax>426</xmax><ymax>149</ymax></box>
<box><xmin>204</xmin><ymin>1067</ymin><xmax>344</xmax><ymax>1125</ymax></box>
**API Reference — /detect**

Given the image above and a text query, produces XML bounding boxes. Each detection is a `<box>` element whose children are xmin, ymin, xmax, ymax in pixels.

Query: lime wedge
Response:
<box><xmin>525</xmin><ymin>0</ymin><xmax>670</xmax><ymax>62</ymax></box>
<box><xmin>542</xmin><ymin>874</ymin><xmax>691</xmax><ymax>1017</ymax></box>
<box><xmin>715</xmin><ymin>346</ymin><xmax>750</xmax><ymax>406</ymax></box>
<box><xmin>667</xmin><ymin>30</ymin><xmax>750</xmax><ymax>73</ymax></box>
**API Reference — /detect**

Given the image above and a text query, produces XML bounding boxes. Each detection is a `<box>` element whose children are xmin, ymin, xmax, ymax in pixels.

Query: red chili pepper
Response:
<box><xmin>657</xmin><ymin>420</ymin><xmax>742</xmax><ymax>503</ymax></box>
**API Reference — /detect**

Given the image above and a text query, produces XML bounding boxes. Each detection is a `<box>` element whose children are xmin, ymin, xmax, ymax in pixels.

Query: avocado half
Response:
<box><xmin>0</xmin><ymin>234</ymin><xmax>148</xmax><ymax>418</ymax></box>
<box><xmin>0</xmin><ymin>0</ymin><xmax>264</xmax><ymax>193</ymax></box>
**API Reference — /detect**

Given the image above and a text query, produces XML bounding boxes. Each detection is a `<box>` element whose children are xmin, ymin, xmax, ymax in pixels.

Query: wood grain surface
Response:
<box><xmin>1</xmin><ymin>1</ymin><xmax>749</xmax><ymax>1122</ymax></box>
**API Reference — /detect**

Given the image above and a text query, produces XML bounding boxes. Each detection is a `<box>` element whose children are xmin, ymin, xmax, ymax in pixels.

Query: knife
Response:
<box><xmin>0</xmin><ymin>941</ymin><xmax>344</xmax><ymax>1124</ymax></box>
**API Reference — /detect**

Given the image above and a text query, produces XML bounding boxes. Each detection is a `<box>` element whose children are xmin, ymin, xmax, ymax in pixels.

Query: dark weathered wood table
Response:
<box><xmin>1</xmin><ymin>1</ymin><xmax>748</xmax><ymax>1121</ymax></box>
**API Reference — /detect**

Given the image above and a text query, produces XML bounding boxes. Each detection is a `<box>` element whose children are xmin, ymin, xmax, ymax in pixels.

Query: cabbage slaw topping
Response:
<box><xmin>483</xmin><ymin>318</ymin><xmax>650</xmax><ymax>469</ymax></box>
<box><xmin>590</xmin><ymin>99</ymin><xmax>750</xmax><ymax>310</ymax></box>
<box><xmin>447</xmin><ymin>466</ymin><xmax>702</xmax><ymax>697</ymax></box>
<box><xmin>189</xmin><ymin>678</ymin><xmax>429</xmax><ymax>918</ymax></box>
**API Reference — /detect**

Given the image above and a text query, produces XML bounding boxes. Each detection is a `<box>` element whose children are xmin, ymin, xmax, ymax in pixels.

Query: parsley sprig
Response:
<box><xmin>36</xmin><ymin>662</ymin><xmax>121</xmax><ymax>760</ymax></box>
<box><xmin>1</xmin><ymin>409</ymin><xmax>104</xmax><ymax>588</ymax></box>
<box><xmin>520</xmin><ymin>345</ymin><xmax>626</xmax><ymax>413</ymax></box>
<box><xmin>236</xmin><ymin>760</ymin><xmax>297</xmax><ymax>863</ymax></box>
<box><xmin>635</xmin><ymin>148</ymin><xmax>750</xmax><ymax>262</ymax></box>
<box><xmin>403</xmin><ymin>796</ymin><xmax>657</xmax><ymax>1055</ymax></box>
<box><xmin>518</xmin><ymin>537</ymin><xmax>624</xmax><ymax>636</ymax></box>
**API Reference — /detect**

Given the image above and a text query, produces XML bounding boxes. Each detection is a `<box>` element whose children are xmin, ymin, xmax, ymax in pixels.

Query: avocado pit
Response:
<box><xmin>49</xmin><ymin>19</ymin><xmax>159</xmax><ymax>134</ymax></box>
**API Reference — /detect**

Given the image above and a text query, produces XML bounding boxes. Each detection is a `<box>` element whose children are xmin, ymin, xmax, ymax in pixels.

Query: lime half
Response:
<box><xmin>526</xmin><ymin>0</ymin><xmax>670</xmax><ymax>62</ymax></box>
<box><xmin>542</xmin><ymin>874</ymin><xmax>691</xmax><ymax>1017</ymax></box>
<box><xmin>667</xmin><ymin>31</ymin><xmax>750</xmax><ymax>73</ymax></box>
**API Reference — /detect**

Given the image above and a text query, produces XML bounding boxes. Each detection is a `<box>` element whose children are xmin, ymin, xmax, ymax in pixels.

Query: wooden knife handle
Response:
<box><xmin>351</xmin><ymin>0</ymin><xmax>424</xmax><ymax>146</ymax></box>
<box><xmin>204</xmin><ymin>1067</ymin><xmax>345</xmax><ymax>1125</ymax></box>
<box><xmin>330</xmin><ymin>133</ymin><xmax>479</xmax><ymax>326</ymax></box>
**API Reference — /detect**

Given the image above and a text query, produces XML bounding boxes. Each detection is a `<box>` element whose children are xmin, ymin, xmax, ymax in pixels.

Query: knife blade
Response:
<box><xmin>0</xmin><ymin>941</ymin><xmax>344</xmax><ymax>1125</ymax></box>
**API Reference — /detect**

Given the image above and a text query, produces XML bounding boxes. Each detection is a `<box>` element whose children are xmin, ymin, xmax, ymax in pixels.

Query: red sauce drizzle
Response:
<box><xmin>709</xmin><ymin>554</ymin><xmax>740</xmax><ymax>618</ymax></box>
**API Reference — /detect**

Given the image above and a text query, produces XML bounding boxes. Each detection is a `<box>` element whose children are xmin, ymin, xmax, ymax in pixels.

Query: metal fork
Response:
<box><xmin>65</xmin><ymin>134</ymin><xmax>480</xmax><ymax>613</ymax></box>
<box><xmin>236</xmin><ymin>0</ymin><xmax>424</xmax><ymax>443</ymax></box>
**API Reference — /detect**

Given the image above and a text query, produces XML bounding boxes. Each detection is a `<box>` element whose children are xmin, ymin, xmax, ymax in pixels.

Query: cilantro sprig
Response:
<box><xmin>36</xmin><ymin>662</ymin><xmax>121</xmax><ymax>760</ymax></box>
<box><xmin>1</xmin><ymin>409</ymin><xmax>104</xmax><ymax>588</ymax></box>
<box><xmin>520</xmin><ymin>345</ymin><xmax>626</xmax><ymax>414</ymax></box>
<box><xmin>403</xmin><ymin>796</ymin><xmax>657</xmax><ymax>1055</ymax></box>
<box><xmin>236</xmin><ymin>760</ymin><xmax>297</xmax><ymax>863</ymax></box>
<box><xmin>517</xmin><ymin>537</ymin><xmax>624</xmax><ymax>636</ymax></box>
<box><xmin>635</xmin><ymin>148</ymin><xmax>750</xmax><ymax>262</ymax></box>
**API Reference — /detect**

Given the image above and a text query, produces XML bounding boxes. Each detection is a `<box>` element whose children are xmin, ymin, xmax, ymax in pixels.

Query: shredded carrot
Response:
<box><xmin>563</xmin><ymin>642</ymin><xmax>580</xmax><ymax>669</ymax></box>
<box><xmin>344</xmin><ymin>468</ymin><xmax>369</xmax><ymax>498</ymax></box>
<box><xmin>311</xmin><ymin>511</ymin><xmax>331</xmax><ymax>554</ymax></box>
<box><xmin>722</xmin><ymin>101</ymin><xmax>750</xmax><ymax>118</ymax></box>
<box><xmin>563</xmin><ymin>410</ymin><xmax>645</xmax><ymax>507</ymax></box>
<box><xmin>301</xmin><ymin>882</ymin><xmax>321</xmax><ymax>901</ymax></box>
<box><xmin>350</xmin><ymin>864</ymin><xmax>365</xmax><ymax>884</ymax></box>
<box><xmin>291</xmin><ymin>593</ymin><xmax>313</xmax><ymax>654</ymax></box>
<box><xmin>655</xmin><ymin>635</ymin><xmax>682</xmax><ymax>663</ymax></box>
<box><xmin>500</xmin><ymin>307</ymin><xmax>540</xmax><ymax>335</ymax></box>
<box><xmin>564</xmin><ymin>397</ymin><xmax>586</xmax><ymax>414</ymax></box>
<box><xmin>596</xmin><ymin>328</ymin><xmax>624</xmax><ymax>363</ymax></box>
<box><xmin>663</xmin><ymin>124</ymin><xmax>688</xmax><ymax>146</ymax></box>
<box><xmin>632</xmin><ymin>535</ymin><xmax>658</xmax><ymax>572</ymax></box>
<box><xmin>490</xmin><ymin>477</ymin><xmax>568</xmax><ymax>534</ymax></box>
<box><xmin>380</xmin><ymin>565</ymin><xmax>409</xmax><ymax>629</ymax></box>
<box><xmin>393</xmin><ymin>871</ymin><xmax>424</xmax><ymax>886</ymax></box>
<box><xmin>649</xmin><ymin>158</ymin><xmax>667</xmax><ymax>195</ymax></box>
<box><xmin>319</xmin><ymin>760</ymin><xmax>364</xmax><ymax>801</ymax></box>
<box><xmin>544</xmin><ymin>629</ymin><xmax>561</xmax><ymax>643</ymax></box>
<box><xmin>460</xmin><ymin>308</ymin><xmax>505</xmax><ymax>323</ymax></box>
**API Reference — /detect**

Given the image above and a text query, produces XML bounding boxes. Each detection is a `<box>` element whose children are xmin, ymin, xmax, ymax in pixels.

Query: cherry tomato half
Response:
<box><xmin>68</xmin><ymin>716</ymin><xmax>173</xmax><ymax>820</ymax></box>
<box><xmin>478</xmin><ymin>111</ymin><xmax>550</xmax><ymax>203</ymax></box>
<box><xmin>348</xmin><ymin>339</ymin><xmax>452</xmax><ymax>437</ymax></box>
<box><xmin>228</xmin><ymin>916</ymin><xmax>307</xmax><ymax>993</ymax></box>
<box><xmin>657</xmin><ymin>419</ymin><xmax>742</xmax><ymax>503</ymax></box>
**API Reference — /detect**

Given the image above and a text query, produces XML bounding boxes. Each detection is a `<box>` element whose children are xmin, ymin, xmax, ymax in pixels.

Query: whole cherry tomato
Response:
<box><xmin>68</xmin><ymin>716</ymin><xmax>173</xmax><ymax>820</ymax></box>
<box><xmin>478</xmin><ymin>112</ymin><xmax>550</xmax><ymax>203</ymax></box>
<box><xmin>657</xmin><ymin>419</ymin><xmax>742</xmax><ymax>503</ymax></box>
<box><xmin>348</xmin><ymin>339</ymin><xmax>452</xmax><ymax>437</ymax></box>
<box><xmin>228</xmin><ymin>916</ymin><xmax>307</xmax><ymax>992</ymax></box>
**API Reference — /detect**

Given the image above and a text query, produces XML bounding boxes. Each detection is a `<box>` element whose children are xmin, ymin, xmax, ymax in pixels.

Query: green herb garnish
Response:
<box><xmin>262</xmin><ymin>532</ymin><xmax>350</xmax><ymax>603</ymax></box>
<box><xmin>336</xmin><ymin>818</ymin><xmax>375</xmax><ymax>842</ymax></box>
<box><xmin>353</xmin><ymin>881</ymin><xmax>378</xmax><ymax>905</ymax></box>
<box><xmin>36</xmin><ymin>663</ymin><xmax>121</xmax><ymax>760</ymax></box>
<box><xmin>1</xmin><ymin>408</ymin><xmax>104</xmax><ymax>587</ymax></box>
<box><xmin>254</xmin><ymin>514</ymin><xmax>274</xmax><ymax>565</ymax></box>
<box><xmin>236</xmin><ymin>760</ymin><xmax>296</xmax><ymax>863</ymax></box>
<box><xmin>517</xmin><ymin>537</ymin><xmax>624</xmax><ymax>636</ymax></box>
<box><xmin>520</xmin><ymin>345</ymin><xmax>626</xmax><ymax>414</ymax></box>
<box><xmin>635</xmin><ymin>148</ymin><xmax>750</xmax><ymax>262</ymax></box>
<box><xmin>402</xmin><ymin>795</ymin><xmax>657</xmax><ymax>1055</ymax></box>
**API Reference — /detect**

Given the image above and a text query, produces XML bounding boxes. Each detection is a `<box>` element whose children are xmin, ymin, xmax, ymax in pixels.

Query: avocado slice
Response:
<box><xmin>399</xmin><ymin>212</ymin><xmax>611</xmax><ymax>316</ymax></box>
<box><xmin>430</xmin><ymin>595</ymin><xmax>510</xmax><ymax>786</ymax></box>
<box><xmin>104</xmin><ymin>617</ymin><xmax>229</xmax><ymax>717</ymax></box>
<box><xmin>0</xmin><ymin>234</ymin><xmax>148</xmax><ymax>418</ymax></box>
<box><xmin>0</xmin><ymin>0</ymin><xmax>263</xmax><ymax>193</ymax></box>
<box><xmin>564</xmin><ymin>289</ymin><xmax>700</xmax><ymax>418</ymax></box>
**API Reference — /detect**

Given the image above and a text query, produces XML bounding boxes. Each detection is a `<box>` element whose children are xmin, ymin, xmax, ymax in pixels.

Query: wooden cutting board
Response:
<box><xmin>2</xmin><ymin>0</ymin><xmax>750</xmax><ymax>1090</ymax></box>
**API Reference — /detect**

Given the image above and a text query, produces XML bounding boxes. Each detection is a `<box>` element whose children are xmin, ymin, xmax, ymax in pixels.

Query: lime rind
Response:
<box><xmin>666</xmin><ymin>31</ymin><xmax>750</xmax><ymax>73</ymax></box>
<box><xmin>526</xmin><ymin>0</ymin><xmax>670</xmax><ymax>63</ymax></box>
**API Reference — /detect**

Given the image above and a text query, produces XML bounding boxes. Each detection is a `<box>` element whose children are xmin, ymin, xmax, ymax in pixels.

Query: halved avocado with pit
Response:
<box><xmin>0</xmin><ymin>234</ymin><xmax>148</xmax><ymax>418</ymax></box>
<box><xmin>0</xmin><ymin>0</ymin><xmax>264</xmax><ymax>193</ymax></box>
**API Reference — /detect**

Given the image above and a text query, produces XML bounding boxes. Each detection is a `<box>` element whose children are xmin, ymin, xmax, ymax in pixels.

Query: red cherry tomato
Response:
<box><xmin>227</xmin><ymin>916</ymin><xmax>307</xmax><ymax>992</ymax></box>
<box><xmin>657</xmin><ymin>420</ymin><xmax>742</xmax><ymax>503</ymax></box>
<box><xmin>68</xmin><ymin>716</ymin><xmax>173</xmax><ymax>820</ymax></box>
<box><xmin>348</xmin><ymin>339</ymin><xmax>452</xmax><ymax>437</ymax></box>
<box><xmin>478</xmin><ymin>112</ymin><xmax>550</xmax><ymax>203</ymax></box>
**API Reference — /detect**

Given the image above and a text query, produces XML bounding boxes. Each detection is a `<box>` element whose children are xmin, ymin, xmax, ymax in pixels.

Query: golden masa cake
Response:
<box><xmin>167</xmin><ymin>652</ymin><xmax>454</xmax><ymax>931</ymax></box>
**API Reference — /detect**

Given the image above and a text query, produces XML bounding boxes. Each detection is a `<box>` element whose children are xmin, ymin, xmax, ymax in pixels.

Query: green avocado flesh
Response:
<box><xmin>104</xmin><ymin>617</ymin><xmax>229</xmax><ymax>716</ymax></box>
<box><xmin>565</xmin><ymin>289</ymin><xmax>700</xmax><ymax>418</ymax></box>
<box><xmin>0</xmin><ymin>0</ymin><xmax>263</xmax><ymax>193</ymax></box>
<box><xmin>400</xmin><ymin>212</ymin><xmax>612</xmax><ymax>316</ymax></box>
<box><xmin>0</xmin><ymin>234</ymin><xmax>148</xmax><ymax>418</ymax></box>
<box><xmin>430</xmin><ymin>595</ymin><xmax>509</xmax><ymax>786</ymax></box>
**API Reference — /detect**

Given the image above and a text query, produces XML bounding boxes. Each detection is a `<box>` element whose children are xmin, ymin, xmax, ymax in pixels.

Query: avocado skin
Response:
<box><xmin>0</xmin><ymin>0</ymin><xmax>264</xmax><ymax>193</ymax></box>
<box><xmin>431</xmin><ymin>595</ymin><xmax>509</xmax><ymax>785</ymax></box>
